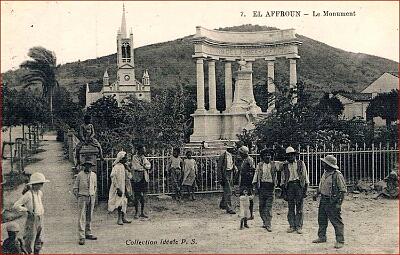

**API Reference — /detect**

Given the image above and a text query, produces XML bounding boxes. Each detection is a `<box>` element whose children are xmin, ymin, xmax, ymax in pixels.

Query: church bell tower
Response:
<box><xmin>117</xmin><ymin>4</ymin><xmax>135</xmax><ymax>86</ymax></box>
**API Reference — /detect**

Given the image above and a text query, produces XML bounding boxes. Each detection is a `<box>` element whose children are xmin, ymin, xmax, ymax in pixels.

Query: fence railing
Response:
<box><xmin>95</xmin><ymin>143</ymin><xmax>398</xmax><ymax>200</ymax></box>
<box><xmin>1</xmin><ymin>126</ymin><xmax>42</xmax><ymax>174</ymax></box>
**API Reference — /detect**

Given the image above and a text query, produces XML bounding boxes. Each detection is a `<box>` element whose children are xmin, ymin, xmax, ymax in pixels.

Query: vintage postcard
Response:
<box><xmin>1</xmin><ymin>1</ymin><xmax>399</xmax><ymax>254</ymax></box>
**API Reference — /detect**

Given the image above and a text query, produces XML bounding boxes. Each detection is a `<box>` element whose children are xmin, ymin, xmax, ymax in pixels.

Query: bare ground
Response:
<box><xmin>1</xmin><ymin>136</ymin><xmax>399</xmax><ymax>254</ymax></box>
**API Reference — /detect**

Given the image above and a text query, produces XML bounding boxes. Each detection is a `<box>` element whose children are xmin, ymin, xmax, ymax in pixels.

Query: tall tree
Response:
<box><xmin>19</xmin><ymin>46</ymin><xmax>59</xmax><ymax>125</ymax></box>
<box><xmin>317</xmin><ymin>93</ymin><xmax>344</xmax><ymax>117</ymax></box>
<box><xmin>366</xmin><ymin>89</ymin><xmax>398</xmax><ymax>127</ymax></box>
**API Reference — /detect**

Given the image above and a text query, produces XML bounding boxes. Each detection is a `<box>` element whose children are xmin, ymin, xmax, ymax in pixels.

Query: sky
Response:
<box><xmin>1</xmin><ymin>1</ymin><xmax>399</xmax><ymax>73</ymax></box>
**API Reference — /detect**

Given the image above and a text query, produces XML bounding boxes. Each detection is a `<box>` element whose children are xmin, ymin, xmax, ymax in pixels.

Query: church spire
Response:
<box><xmin>120</xmin><ymin>4</ymin><xmax>127</xmax><ymax>38</ymax></box>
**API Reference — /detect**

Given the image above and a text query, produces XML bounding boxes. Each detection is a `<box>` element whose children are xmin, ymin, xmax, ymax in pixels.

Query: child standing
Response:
<box><xmin>75</xmin><ymin>114</ymin><xmax>104</xmax><ymax>165</ymax></box>
<box><xmin>182</xmin><ymin>151</ymin><xmax>197</xmax><ymax>201</ymax></box>
<box><xmin>168</xmin><ymin>148</ymin><xmax>183</xmax><ymax>200</ymax></box>
<box><xmin>14</xmin><ymin>172</ymin><xmax>50</xmax><ymax>254</ymax></box>
<box><xmin>239</xmin><ymin>189</ymin><xmax>251</xmax><ymax>229</ymax></box>
<box><xmin>2</xmin><ymin>222</ymin><xmax>27</xmax><ymax>254</ymax></box>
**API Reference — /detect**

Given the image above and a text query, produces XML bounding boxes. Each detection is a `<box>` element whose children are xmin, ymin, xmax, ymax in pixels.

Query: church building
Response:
<box><xmin>86</xmin><ymin>5</ymin><xmax>151</xmax><ymax>107</ymax></box>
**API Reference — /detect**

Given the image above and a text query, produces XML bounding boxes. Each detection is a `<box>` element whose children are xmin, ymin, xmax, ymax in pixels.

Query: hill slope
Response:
<box><xmin>2</xmin><ymin>24</ymin><xmax>398</xmax><ymax>101</ymax></box>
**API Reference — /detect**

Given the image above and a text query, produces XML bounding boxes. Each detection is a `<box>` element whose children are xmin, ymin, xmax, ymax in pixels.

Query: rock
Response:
<box><xmin>157</xmin><ymin>194</ymin><xmax>172</xmax><ymax>200</ymax></box>
<box><xmin>353</xmin><ymin>194</ymin><xmax>359</xmax><ymax>198</ymax></box>
<box><xmin>352</xmin><ymin>190</ymin><xmax>360</xmax><ymax>194</ymax></box>
<box><xmin>356</xmin><ymin>180</ymin><xmax>373</xmax><ymax>192</ymax></box>
<box><xmin>374</xmin><ymin>180</ymin><xmax>387</xmax><ymax>192</ymax></box>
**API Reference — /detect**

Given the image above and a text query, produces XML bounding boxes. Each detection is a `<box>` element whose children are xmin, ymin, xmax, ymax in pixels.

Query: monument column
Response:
<box><xmin>289</xmin><ymin>58</ymin><xmax>297</xmax><ymax>89</ymax></box>
<box><xmin>208</xmin><ymin>59</ymin><xmax>217</xmax><ymax>113</ymax></box>
<box><xmin>289</xmin><ymin>57</ymin><xmax>299</xmax><ymax>103</ymax></box>
<box><xmin>245</xmin><ymin>60</ymin><xmax>255</xmax><ymax>88</ymax></box>
<box><xmin>195</xmin><ymin>58</ymin><xmax>205</xmax><ymax>112</ymax></box>
<box><xmin>266</xmin><ymin>57</ymin><xmax>276</xmax><ymax>113</ymax></box>
<box><xmin>224</xmin><ymin>60</ymin><xmax>233</xmax><ymax>111</ymax></box>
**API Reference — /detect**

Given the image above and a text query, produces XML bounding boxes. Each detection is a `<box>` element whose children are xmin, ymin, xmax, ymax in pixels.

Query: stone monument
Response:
<box><xmin>190</xmin><ymin>26</ymin><xmax>302</xmax><ymax>143</ymax></box>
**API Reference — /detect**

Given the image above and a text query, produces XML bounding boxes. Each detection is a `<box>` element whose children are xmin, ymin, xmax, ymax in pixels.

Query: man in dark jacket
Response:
<box><xmin>281</xmin><ymin>146</ymin><xmax>309</xmax><ymax>234</ymax></box>
<box><xmin>238</xmin><ymin>146</ymin><xmax>256</xmax><ymax>220</ymax></box>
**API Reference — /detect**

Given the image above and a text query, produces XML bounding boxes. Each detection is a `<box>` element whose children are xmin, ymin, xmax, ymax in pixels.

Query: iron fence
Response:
<box><xmin>95</xmin><ymin>143</ymin><xmax>398</xmax><ymax>200</ymax></box>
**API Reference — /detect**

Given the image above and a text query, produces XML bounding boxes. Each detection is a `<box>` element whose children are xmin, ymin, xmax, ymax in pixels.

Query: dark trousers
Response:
<box><xmin>318</xmin><ymin>196</ymin><xmax>345</xmax><ymax>243</ymax></box>
<box><xmin>259</xmin><ymin>182</ymin><xmax>274</xmax><ymax>228</ymax></box>
<box><xmin>219</xmin><ymin>171</ymin><xmax>233</xmax><ymax>211</ymax></box>
<box><xmin>287</xmin><ymin>181</ymin><xmax>304</xmax><ymax>229</ymax></box>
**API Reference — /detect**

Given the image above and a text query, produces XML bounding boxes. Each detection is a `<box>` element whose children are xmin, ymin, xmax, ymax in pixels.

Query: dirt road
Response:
<box><xmin>2</xmin><ymin>136</ymin><xmax>399</xmax><ymax>254</ymax></box>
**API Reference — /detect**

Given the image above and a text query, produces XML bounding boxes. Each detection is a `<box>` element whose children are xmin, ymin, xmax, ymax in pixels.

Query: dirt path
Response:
<box><xmin>2</xmin><ymin>136</ymin><xmax>399</xmax><ymax>254</ymax></box>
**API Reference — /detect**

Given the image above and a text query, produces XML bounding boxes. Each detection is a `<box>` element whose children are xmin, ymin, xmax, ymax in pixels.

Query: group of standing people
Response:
<box><xmin>108</xmin><ymin>144</ymin><xmax>151</xmax><ymax>225</ymax></box>
<box><xmin>167</xmin><ymin>148</ymin><xmax>199</xmax><ymax>201</ymax></box>
<box><xmin>72</xmin><ymin>143</ymin><xmax>152</xmax><ymax>246</ymax></box>
<box><xmin>218</xmin><ymin>144</ymin><xmax>347</xmax><ymax>249</ymax></box>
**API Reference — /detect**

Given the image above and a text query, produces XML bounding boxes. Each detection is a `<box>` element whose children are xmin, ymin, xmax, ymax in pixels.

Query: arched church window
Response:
<box><xmin>121</xmin><ymin>45</ymin><xmax>127</xmax><ymax>59</ymax></box>
<box><xmin>126</xmin><ymin>44</ymin><xmax>131</xmax><ymax>58</ymax></box>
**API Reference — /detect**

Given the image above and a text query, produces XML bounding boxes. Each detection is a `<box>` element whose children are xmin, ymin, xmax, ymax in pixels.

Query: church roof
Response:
<box><xmin>361</xmin><ymin>72</ymin><xmax>399</xmax><ymax>93</ymax></box>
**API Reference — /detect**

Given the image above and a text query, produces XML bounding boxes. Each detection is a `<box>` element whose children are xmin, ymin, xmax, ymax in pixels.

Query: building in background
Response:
<box><xmin>86</xmin><ymin>5</ymin><xmax>151</xmax><ymax>107</ymax></box>
<box><xmin>334</xmin><ymin>72</ymin><xmax>398</xmax><ymax>125</ymax></box>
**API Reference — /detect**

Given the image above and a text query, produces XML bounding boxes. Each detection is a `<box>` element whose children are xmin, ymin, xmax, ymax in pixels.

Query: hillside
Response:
<box><xmin>2</xmin><ymin>24</ymin><xmax>398</xmax><ymax>102</ymax></box>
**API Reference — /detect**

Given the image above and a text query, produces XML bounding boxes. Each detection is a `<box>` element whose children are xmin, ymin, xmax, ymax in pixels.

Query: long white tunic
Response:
<box><xmin>108</xmin><ymin>163</ymin><xmax>128</xmax><ymax>213</ymax></box>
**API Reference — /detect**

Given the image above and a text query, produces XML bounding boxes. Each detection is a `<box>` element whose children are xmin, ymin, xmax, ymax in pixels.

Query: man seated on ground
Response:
<box><xmin>375</xmin><ymin>170</ymin><xmax>399</xmax><ymax>199</ymax></box>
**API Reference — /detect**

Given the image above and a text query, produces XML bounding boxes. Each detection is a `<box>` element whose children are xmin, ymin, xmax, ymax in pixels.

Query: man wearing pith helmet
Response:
<box><xmin>280</xmin><ymin>146</ymin><xmax>309</xmax><ymax>234</ymax></box>
<box><xmin>14</xmin><ymin>172</ymin><xmax>50</xmax><ymax>254</ymax></box>
<box><xmin>312</xmin><ymin>155</ymin><xmax>347</xmax><ymax>249</ymax></box>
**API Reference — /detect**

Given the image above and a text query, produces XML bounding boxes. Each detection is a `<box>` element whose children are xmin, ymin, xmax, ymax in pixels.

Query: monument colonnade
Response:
<box><xmin>190</xmin><ymin>26</ymin><xmax>302</xmax><ymax>142</ymax></box>
<box><xmin>194</xmin><ymin>55</ymin><xmax>299</xmax><ymax>114</ymax></box>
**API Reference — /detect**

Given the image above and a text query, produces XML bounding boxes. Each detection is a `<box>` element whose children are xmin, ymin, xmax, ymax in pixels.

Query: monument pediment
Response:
<box><xmin>193</xmin><ymin>26</ymin><xmax>301</xmax><ymax>45</ymax></box>
<box><xmin>192</xmin><ymin>27</ymin><xmax>301</xmax><ymax>60</ymax></box>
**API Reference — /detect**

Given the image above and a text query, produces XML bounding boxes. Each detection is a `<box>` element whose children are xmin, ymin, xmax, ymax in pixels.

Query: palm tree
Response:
<box><xmin>20</xmin><ymin>46</ymin><xmax>58</xmax><ymax>125</ymax></box>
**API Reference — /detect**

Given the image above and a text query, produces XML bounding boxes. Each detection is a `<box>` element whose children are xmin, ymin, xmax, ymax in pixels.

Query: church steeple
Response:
<box><xmin>103</xmin><ymin>69</ymin><xmax>109</xmax><ymax>86</ymax></box>
<box><xmin>142</xmin><ymin>69</ymin><xmax>150</xmax><ymax>86</ymax></box>
<box><xmin>120</xmin><ymin>4</ymin><xmax>127</xmax><ymax>38</ymax></box>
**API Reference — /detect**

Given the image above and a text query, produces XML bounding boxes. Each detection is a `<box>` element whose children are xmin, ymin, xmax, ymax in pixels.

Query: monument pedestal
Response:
<box><xmin>190</xmin><ymin>111</ymin><xmax>221</xmax><ymax>142</ymax></box>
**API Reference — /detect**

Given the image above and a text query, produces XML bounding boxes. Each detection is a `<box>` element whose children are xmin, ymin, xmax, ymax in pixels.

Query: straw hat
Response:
<box><xmin>320</xmin><ymin>155</ymin><xmax>339</xmax><ymax>169</ymax></box>
<box><xmin>27</xmin><ymin>172</ymin><xmax>50</xmax><ymax>185</ymax></box>
<box><xmin>285</xmin><ymin>146</ymin><xmax>297</xmax><ymax>154</ymax></box>
<box><xmin>238</xmin><ymin>146</ymin><xmax>249</xmax><ymax>155</ymax></box>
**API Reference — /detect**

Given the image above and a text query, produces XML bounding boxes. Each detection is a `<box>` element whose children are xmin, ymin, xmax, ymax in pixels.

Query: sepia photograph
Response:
<box><xmin>1</xmin><ymin>1</ymin><xmax>399</xmax><ymax>254</ymax></box>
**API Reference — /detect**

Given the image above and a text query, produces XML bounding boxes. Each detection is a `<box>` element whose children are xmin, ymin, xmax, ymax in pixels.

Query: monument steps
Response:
<box><xmin>184</xmin><ymin>140</ymin><xmax>238</xmax><ymax>155</ymax></box>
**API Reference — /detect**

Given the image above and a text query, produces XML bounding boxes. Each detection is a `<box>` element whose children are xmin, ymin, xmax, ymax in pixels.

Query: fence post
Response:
<box><xmin>162</xmin><ymin>149</ymin><xmax>165</xmax><ymax>195</ymax></box>
<box><xmin>372</xmin><ymin>143</ymin><xmax>375</xmax><ymax>185</ymax></box>
<box><xmin>306</xmin><ymin>145</ymin><xmax>310</xmax><ymax>185</ymax></box>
